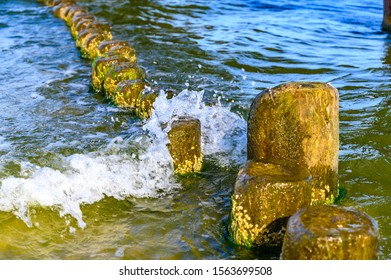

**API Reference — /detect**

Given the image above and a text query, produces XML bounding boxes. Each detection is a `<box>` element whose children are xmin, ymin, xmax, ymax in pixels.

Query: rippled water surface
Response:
<box><xmin>0</xmin><ymin>0</ymin><xmax>390</xmax><ymax>259</ymax></box>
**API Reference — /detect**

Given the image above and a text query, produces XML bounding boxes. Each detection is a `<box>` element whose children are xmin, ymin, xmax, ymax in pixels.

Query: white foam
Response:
<box><xmin>30</xmin><ymin>93</ymin><xmax>45</xmax><ymax>100</ymax></box>
<box><xmin>0</xmin><ymin>136</ymin><xmax>12</xmax><ymax>151</ymax></box>
<box><xmin>0</xmin><ymin>150</ymin><xmax>178</xmax><ymax>228</ymax></box>
<box><xmin>145</xmin><ymin>89</ymin><xmax>247</xmax><ymax>167</ymax></box>
<box><xmin>0</xmin><ymin>89</ymin><xmax>246</xmax><ymax>228</ymax></box>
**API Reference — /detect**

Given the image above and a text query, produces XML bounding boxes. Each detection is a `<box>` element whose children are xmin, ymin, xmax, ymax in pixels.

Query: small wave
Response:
<box><xmin>145</xmin><ymin>89</ymin><xmax>247</xmax><ymax>167</ymax></box>
<box><xmin>0</xmin><ymin>89</ymin><xmax>246</xmax><ymax>228</ymax></box>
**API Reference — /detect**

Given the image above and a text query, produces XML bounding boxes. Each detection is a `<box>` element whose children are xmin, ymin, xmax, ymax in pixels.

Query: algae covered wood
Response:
<box><xmin>64</xmin><ymin>6</ymin><xmax>86</xmax><ymax>26</ymax></box>
<box><xmin>70</xmin><ymin>15</ymin><xmax>95</xmax><ymax>39</ymax></box>
<box><xmin>77</xmin><ymin>23</ymin><xmax>113</xmax><ymax>59</ymax></box>
<box><xmin>281</xmin><ymin>205</ymin><xmax>380</xmax><ymax>260</ymax></box>
<box><xmin>247</xmin><ymin>82</ymin><xmax>339</xmax><ymax>204</ymax></box>
<box><xmin>81</xmin><ymin>31</ymin><xmax>113</xmax><ymax>59</ymax></box>
<box><xmin>76</xmin><ymin>26</ymin><xmax>112</xmax><ymax>50</ymax></box>
<box><xmin>135</xmin><ymin>91</ymin><xmax>158</xmax><ymax>119</ymax></box>
<box><xmin>53</xmin><ymin>1</ymin><xmax>75</xmax><ymax>19</ymax></box>
<box><xmin>113</xmin><ymin>79</ymin><xmax>146</xmax><ymax>108</ymax></box>
<box><xmin>38</xmin><ymin>0</ymin><xmax>57</xmax><ymax>6</ymax></box>
<box><xmin>167</xmin><ymin>117</ymin><xmax>203</xmax><ymax>174</ymax></box>
<box><xmin>103</xmin><ymin>62</ymin><xmax>145</xmax><ymax>99</ymax></box>
<box><xmin>229</xmin><ymin>160</ymin><xmax>312</xmax><ymax>247</ymax></box>
<box><xmin>91</xmin><ymin>55</ymin><xmax>131</xmax><ymax>92</ymax></box>
<box><xmin>97</xmin><ymin>40</ymin><xmax>136</xmax><ymax>60</ymax></box>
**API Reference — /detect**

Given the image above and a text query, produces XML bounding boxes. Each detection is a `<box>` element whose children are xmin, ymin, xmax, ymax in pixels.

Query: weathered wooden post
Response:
<box><xmin>167</xmin><ymin>117</ymin><xmax>203</xmax><ymax>174</ymax></box>
<box><xmin>281</xmin><ymin>205</ymin><xmax>380</xmax><ymax>260</ymax></box>
<box><xmin>113</xmin><ymin>79</ymin><xmax>147</xmax><ymax>108</ymax></box>
<box><xmin>38</xmin><ymin>0</ymin><xmax>56</xmax><ymax>6</ymax></box>
<box><xmin>229</xmin><ymin>160</ymin><xmax>312</xmax><ymax>247</ymax></box>
<box><xmin>64</xmin><ymin>5</ymin><xmax>86</xmax><ymax>26</ymax></box>
<box><xmin>91</xmin><ymin>55</ymin><xmax>130</xmax><ymax>92</ymax></box>
<box><xmin>96</xmin><ymin>40</ymin><xmax>137</xmax><ymax>60</ymax></box>
<box><xmin>81</xmin><ymin>32</ymin><xmax>113</xmax><ymax>59</ymax></box>
<box><xmin>70</xmin><ymin>15</ymin><xmax>95</xmax><ymax>39</ymax></box>
<box><xmin>135</xmin><ymin>91</ymin><xmax>159</xmax><ymax>119</ymax></box>
<box><xmin>383</xmin><ymin>0</ymin><xmax>391</xmax><ymax>32</ymax></box>
<box><xmin>230</xmin><ymin>82</ymin><xmax>339</xmax><ymax>248</ymax></box>
<box><xmin>247</xmin><ymin>82</ymin><xmax>339</xmax><ymax>205</ymax></box>
<box><xmin>103</xmin><ymin>62</ymin><xmax>145</xmax><ymax>99</ymax></box>
<box><xmin>53</xmin><ymin>1</ymin><xmax>76</xmax><ymax>19</ymax></box>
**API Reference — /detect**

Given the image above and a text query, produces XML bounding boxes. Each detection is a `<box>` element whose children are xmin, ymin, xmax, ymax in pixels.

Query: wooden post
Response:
<box><xmin>229</xmin><ymin>160</ymin><xmax>312</xmax><ymax>247</ymax></box>
<box><xmin>167</xmin><ymin>117</ymin><xmax>203</xmax><ymax>174</ymax></box>
<box><xmin>247</xmin><ymin>82</ymin><xmax>339</xmax><ymax>205</ymax></box>
<box><xmin>91</xmin><ymin>55</ymin><xmax>130</xmax><ymax>92</ymax></box>
<box><xmin>281</xmin><ymin>205</ymin><xmax>380</xmax><ymax>260</ymax></box>
<box><xmin>383</xmin><ymin>0</ymin><xmax>391</xmax><ymax>32</ymax></box>
<box><xmin>113</xmin><ymin>79</ymin><xmax>146</xmax><ymax>108</ymax></box>
<box><xmin>103</xmin><ymin>62</ymin><xmax>145</xmax><ymax>99</ymax></box>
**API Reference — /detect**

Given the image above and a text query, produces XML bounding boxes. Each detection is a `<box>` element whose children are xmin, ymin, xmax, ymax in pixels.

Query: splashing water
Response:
<box><xmin>146</xmin><ymin>89</ymin><xmax>247</xmax><ymax>167</ymax></box>
<box><xmin>0</xmin><ymin>89</ymin><xmax>246</xmax><ymax>228</ymax></box>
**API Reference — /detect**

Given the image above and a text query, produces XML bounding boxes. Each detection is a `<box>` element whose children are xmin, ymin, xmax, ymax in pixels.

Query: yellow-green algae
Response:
<box><xmin>53</xmin><ymin>1</ymin><xmax>75</xmax><ymax>19</ymax></box>
<box><xmin>229</xmin><ymin>160</ymin><xmax>312</xmax><ymax>247</ymax></box>
<box><xmin>103</xmin><ymin>62</ymin><xmax>145</xmax><ymax>99</ymax></box>
<box><xmin>64</xmin><ymin>5</ymin><xmax>86</xmax><ymax>26</ymax></box>
<box><xmin>91</xmin><ymin>55</ymin><xmax>131</xmax><ymax>92</ymax></box>
<box><xmin>76</xmin><ymin>22</ymin><xmax>112</xmax><ymax>60</ymax></box>
<box><xmin>105</xmin><ymin>46</ymin><xmax>137</xmax><ymax>63</ymax></box>
<box><xmin>247</xmin><ymin>82</ymin><xmax>339</xmax><ymax>205</ymax></box>
<box><xmin>167</xmin><ymin>117</ymin><xmax>203</xmax><ymax>174</ymax></box>
<box><xmin>38</xmin><ymin>0</ymin><xmax>57</xmax><ymax>6</ymax></box>
<box><xmin>135</xmin><ymin>91</ymin><xmax>158</xmax><ymax>119</ymax></box>
<box><xmin>82</xmin><ymin>21</ymin><xmax>111</xmax><ymax>35</ymax></box>
<box><xmin>76</xmin><ymin>26</ymin><xmax>112</xmax><ymax>49</ymax></box>
<box><xmin>281</xmin><ymin>205</ymin><xmax>380</xmax><ymax>260</ymax></box>
<box><xmin>97</xmin><ymin>40</ymin><xmax>136</xmax><ymax>60</ymax></box>
<box><xmin>71</xmin><ymin>16</ymin><xmax>95</xmax><ymax>39</ymax></box>
<box><xmin>113</xmin><ymin>79</ymin><xmax>147</xmax><ymax>108</ymax></box>
<box><xmin>76</xmin><ymin>28</ymin><xmax>95</xmax><ymax>48</ymax></box>
<box><xmin>81</xmin><ymin>31</ymin><xmax>113</xmax><ymax>59</ymax></box>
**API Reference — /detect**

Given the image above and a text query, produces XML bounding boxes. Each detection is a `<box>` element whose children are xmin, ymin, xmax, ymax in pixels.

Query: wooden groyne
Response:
<box><xmin>37</xmin><ymin>0</ymin><xmax>380</xmax><ymax>259</ymax></box>
<box><xmin>37</xmin><ymin>0</ymin><xmax>203</xmax><ymax>174</ymax></box>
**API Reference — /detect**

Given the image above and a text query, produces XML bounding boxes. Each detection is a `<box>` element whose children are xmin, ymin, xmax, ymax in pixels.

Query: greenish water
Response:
<box><xmin>0</xmin><ymin>0</ymin><xmax>390</xmax><ymax>259</ymax></box>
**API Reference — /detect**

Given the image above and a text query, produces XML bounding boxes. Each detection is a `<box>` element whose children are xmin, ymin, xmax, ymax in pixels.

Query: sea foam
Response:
<box><xmin>0</xmin><ymin>89</ymin><xmax>246</xmax><ymax>228</ymax></box>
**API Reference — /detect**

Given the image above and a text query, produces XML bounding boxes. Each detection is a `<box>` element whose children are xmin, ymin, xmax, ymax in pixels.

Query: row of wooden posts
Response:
<box><xmin>38</xmin><ymin>0</ymin><xmax>203</xmax><ymax>175</ymax></box>
<box><xmin>37</xmin><ymin>0</ymin><xmax>382</xmax><ymax>259</ymax></box>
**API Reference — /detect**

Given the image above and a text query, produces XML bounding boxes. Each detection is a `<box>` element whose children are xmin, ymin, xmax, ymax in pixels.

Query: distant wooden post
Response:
<box><xmin>383</xmin><ymin>0</ymin><xmax>391</xmax><ymax>31</ymax></box>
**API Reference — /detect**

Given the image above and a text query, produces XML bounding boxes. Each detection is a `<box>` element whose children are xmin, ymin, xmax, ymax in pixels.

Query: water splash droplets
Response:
<box><xmin>0</xmin><ymin>89</ymin><xmax>246</xmax><ymax>228</ymax></box>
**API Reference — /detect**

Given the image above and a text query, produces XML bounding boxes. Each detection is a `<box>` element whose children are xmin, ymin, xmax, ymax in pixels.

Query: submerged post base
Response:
<box><xmin>229</xmin><ymin>160</ymin><xmax>312</xmax><ymax>247</ymax></box>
